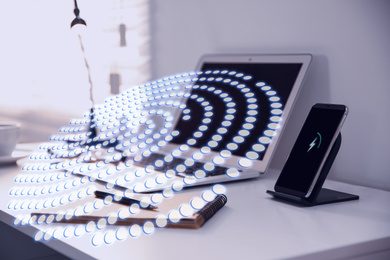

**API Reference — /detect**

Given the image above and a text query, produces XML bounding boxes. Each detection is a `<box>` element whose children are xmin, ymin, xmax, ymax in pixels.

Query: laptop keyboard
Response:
<box><xmin>134</xmin><ymin>153</ymin><xmax>231</xmax><ymax>177</ymax></box>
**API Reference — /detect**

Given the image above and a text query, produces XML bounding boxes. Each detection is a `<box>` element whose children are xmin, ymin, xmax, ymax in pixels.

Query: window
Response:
<box><xmin>0</xmin><ymin>0</ymin><xmax>150</xmax><ymax>117</ymax></box>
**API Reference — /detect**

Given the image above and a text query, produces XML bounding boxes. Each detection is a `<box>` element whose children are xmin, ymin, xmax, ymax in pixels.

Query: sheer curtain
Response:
<box><xmin>0</xmin><ymin>0</ymin><xmax>151</xmax><ymax>141</ymax></box>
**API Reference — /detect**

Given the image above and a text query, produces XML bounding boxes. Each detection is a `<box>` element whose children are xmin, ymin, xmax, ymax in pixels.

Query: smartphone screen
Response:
<box><xmin>274</xmin><ymin>104</ymin><xmax>348</xmax><ymax>198</ymax></box>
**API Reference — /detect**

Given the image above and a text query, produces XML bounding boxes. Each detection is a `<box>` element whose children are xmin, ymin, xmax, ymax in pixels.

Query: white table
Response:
<box><xmin>1</xmin><ymin>144</ymin><xmax>389</xmax><ymax>260</ymax></box>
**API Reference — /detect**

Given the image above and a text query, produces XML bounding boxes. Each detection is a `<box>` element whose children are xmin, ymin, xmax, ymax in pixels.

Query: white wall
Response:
<box><xmin>150</xmin><ymin>0</ymin><xmax>390</xmax><ymax>191</ymax></box>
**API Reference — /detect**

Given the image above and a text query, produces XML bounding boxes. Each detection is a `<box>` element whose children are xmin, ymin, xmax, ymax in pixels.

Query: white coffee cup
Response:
<box><xmin>0</xmin><ymin>123</ymin><xmax>21</xmax><ymax>156</ymax></box>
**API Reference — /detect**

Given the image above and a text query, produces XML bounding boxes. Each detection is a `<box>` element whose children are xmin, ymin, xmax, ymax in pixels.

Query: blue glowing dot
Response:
<box><xmin>193</xmin><ymin>169</ymin><xmax>205</xmax><ymax>179</ymax></box>
<box><xmin>217</xmin><ymin>127</ymin><xmax>228</xmax><ymax>134</ymax></box>
<box><xmin>162</xmin><ymin>188</ymin><xmax>174</xmax><ymax>198</ymax></box>
<box><xmin>246</xmin><ymin>117</ymin><xmax>256</xmax><ymax>123</ymax></box>
<box><xmin>83</xmin><ymin>203</ymin><xmax>94</xmax><ymax>214</ymax></box>
<box><xmin>202</xmin><ymin>190</ymin><xmax>217</xmax><ymax>202</ymax></box>
<box><xmin>34</xmin><ymin>230</ymin><xmax>44</xmax><ymax>241</ymax></box>
<box><xmin>151</xmin><ymin>193</ymin><xmax>163</xmax><ymax>205</ymax></box>
<box><xmin>226</xmin><ymin>168</ymin><xmax>240</xmax><ymax>178</ymax></box>
<box><xmin>187</xmin><ymin>138</ymin><xmax>196</xmax><ymax>145</ymax></box>
<box><xmin>233</xmin><ymin>136</ymin><xmax>244</xmax><ymax>143</ymax></box>
<box><xmin>243</xmin><ymin>123</ymin><xmax>254</xmax><ymax>130</ymax></box>
<box><xmin>43</xmin><ymin>200</ymin><xmax>51</xmax><ymax>208</ymax></box>
<box><xmin>246</xmin><ymin>151</ymin><xmax>259</xmax><ymax>160</ymax></box>
<box><xmin>202</xmin><ymin>118</ymin><xmax>211</xmax><ymax>124</ymax></box>
<box><xmin>85</xmin><ymin>221</ymin><xmax>96</xmax><ymax>233</ymax></box>
<box><xmin>224</xmin><ymin>115</ymin><xmax>234</xmax><ymax>121</ymax></box>
<box><xmin>203</xmin><ymin>163</ymin><xmax>215</xmax><ymax>172</ymax></box>
<box><xmin>168</xmin><ymin>210</ymin><xmax>181</xmax><ymax>223</ymax></box>
<box><xmin>55</xmin><ymin>212</ymin><xmax>65</xmax><ymax>222</ymax></box>
<box><xmin>226</xmin><ymin>108</ymin><xmax>236</xmax><ymax>114</ymax></box>
<box><xmin>145</xmin><ymin>178</ymin><xmax>156</xmax><ymax>189</ymax></box>
<box><xmin>208</xmin><ymin>141</ymin><xmax>218</xmax><ymax>148</ymax></box>
<box><xmin>179</xmin><ymin>204</ymin><xmax>194</xmax><ymax>217</ymax></box>
<box><xmin>107</xmin><ymin>213</ymin><xmax>118</xmax><ymax>225</ymax></box>
<box><xmin>155</xmin><ymin>215</ymin><xmax>168</xmax><ymax>228</ymax></box>
<box><xmin>204</xmin><ymin>112</ymin><xmax>213</xmax><ymax>117</ymax></box>
<box><xmin>212</xmin><ymin>156</ymin><xmax>224</xmax><ymax>165</ymax></box>
<box><xmin>93</xmin><ymin>200</ymin><xmax>104</xmax><ymax>210</ymax></box>
<box><xmin>264</xmin><ymin>130</ymin><xmax>277</xmax><ymax>137</ymax></box>
<box><xmin>45</xmin><ymin>214</ymin><xmax>55</xmax><ymax>225</ymax></box>
<box><xmin>97</xmin><ymin>218</ymin><xmax>107</xmax><ymax>230</ymax></box>
<box><xmin>165</xmin><ymin>169</ymin><xmax>175</xmax><ymax>179</ymax></box>
<box><xmin>182</xmin><ymin>159</ymin><xmax>194</xmax><ymax>167</ymax></box>
<box><xmin>199</xmin><ymin>147</ymin><xmax>210</xmax><ymax>154</ymax></box>
<box><xmin>183</xmin><ymin>175</ymin><xmax>196</xmax><ymax>185</ymax></box>
<box><xmin>63</xmin><ymin>226</ymin><xmax>74</xmax><ymax>238</ymax></box>
<box><xmin>129</xmin><ymin>224</ymin><xmax>142</xmax><ymax>237</ymax></box>
<box><xmin>248</xmin><ymin>104</ymin><xmax>258</xmax><ymax>109</ymax></box>
<box><xmin>271</xmin><ymin>102</ymin><xmax>282</xmax><ymax>108</ymax></box>
<box><xmin>193</xmin><ymin>131</ymin><xmax>203</xmax><ymax>138</ymax></box>
<box><xmin>43</xmin><ymin>230</ymin><xmax>54</xmax><ymax>241</ymax></box>
<box><xmin>155</xmin><ymin>175</ymin><xmax>167</xmax><ymax>185</ymax></box>
<box><xmin>190</xmin><ymin>197</ymin><xmax>205</xmax><ymax>210</ymax></box>
<box><xmin>253</xmin><ymin>144</ymin><xmax>266</xmax><ymax>152</ymax></box>
<box><xmin>92</xmin><ymin>233</ymin><xmax>104</xmax><ymax>246</ymax></box>
<box><xmin>212</xmin><ymin>184</ymin><xmax>226</xmax><ymax>195</ymax></box>
<box><xmin>129</xmin><ymin>203</ymin><xmax>141</xmax><ymax>214</ymax></box>
<box><xmin>104</xmin><ymin>230</ymin><xmax>116</xmax><ymax>244</ymax></box>
<box><xmin>268</xmin><ymin>123</ymin><xmax>281</xmax><ymax>130</ymax></box>
<box><xmin>116</xmin><ymin>227</ymin><xmax>128</xmax><ymax>241</ymax></box>
<box><xmin>74</xmin><ymin>224</ymin><xmax>85</xmax><ymax>237</ymax></box>
<box><xmin>204</xmin><ymin>106</ymin><xmax>213</xmax><ymax>111</ymax></box>
<box><xmin>178</xmin><ymin>144</ymin><xmax>189</xmax><ymax>152</ymax></box>
<box><xmin>238</xmin><ymin>158</ymin><xmax>253</xmax><ymax>168</ymax></box>
<box><xmin>222</xmin><ymin>121</ymin><xmax>231</xmax><ymax>127</ymax></box>
<box><xmin>238</xmin><ymin>130</ymin><xmax>250</xmax><ymax>137</ymax></box>
<box><xmin>271</xmin><ymin>109</ymin><xmax>283</xmax><ymax>115</ymax></box>
<box><xmin>270</xmin><ymin>116</ymin><xmax>282</xmax><ymax>123</ymax></box>
<box><xmin>172</xmin><ymin>181</ymin><xmax>184</xmax><ymax>192</ymax></box>
<box><xmin>227</xmin><ymin>143</ymin><xmax>238</xmax><ymax>151</ymax></box>
<box><xmin>53</xmin><ymin>228</ymin><xmax>64</xmax><ymax>240</ymax></box>
<box><xmin>143</xmin><ymin>221</ymin><xmax>155</xmax><ymax>235</ymax></box>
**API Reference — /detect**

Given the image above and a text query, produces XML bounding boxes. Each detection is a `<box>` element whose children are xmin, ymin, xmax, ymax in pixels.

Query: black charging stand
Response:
<box><xmin>267</xmin><ymin>133</ymin><xmax>359</xmax><ymax>206</ymax></box>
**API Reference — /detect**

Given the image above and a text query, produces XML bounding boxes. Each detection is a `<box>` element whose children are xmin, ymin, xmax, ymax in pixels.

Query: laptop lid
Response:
<box><xmin>159</xmin><ymin>54</ymin><xmax>312</xmax><ymax>174</ymax></box>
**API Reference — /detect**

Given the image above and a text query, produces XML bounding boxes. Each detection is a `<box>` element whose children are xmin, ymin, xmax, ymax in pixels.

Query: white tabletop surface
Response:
<box><xmin>1</xmin><ymin>144</ymin><xmax>390</xmax><ymax>260</ymax></box>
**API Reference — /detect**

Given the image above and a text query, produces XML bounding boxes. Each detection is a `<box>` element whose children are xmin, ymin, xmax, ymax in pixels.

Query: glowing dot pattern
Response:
<box><xmin>9</xmin><ymin>69</ymin><xmax>283</xmax><ymax>246</ymax></box>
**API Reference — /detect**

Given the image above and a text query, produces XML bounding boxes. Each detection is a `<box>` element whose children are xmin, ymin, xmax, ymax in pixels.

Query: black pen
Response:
<box><xmin>94</xmin><ymin>190</ymin><xmax>158</xmax><ymax>210</ymax></box>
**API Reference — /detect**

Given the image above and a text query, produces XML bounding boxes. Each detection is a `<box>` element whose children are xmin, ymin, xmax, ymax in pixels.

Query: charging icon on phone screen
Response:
<box><xmin>307</xmin><ymin>132</ymin><xmax>322</xmax><ymax>152</ymax></box>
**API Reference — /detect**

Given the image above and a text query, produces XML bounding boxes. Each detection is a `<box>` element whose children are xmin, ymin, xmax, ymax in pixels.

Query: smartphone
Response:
<box><xmin>274</xmin><ymin>103</ymin><xmax>348</xmax><ymax>198</ymax></box>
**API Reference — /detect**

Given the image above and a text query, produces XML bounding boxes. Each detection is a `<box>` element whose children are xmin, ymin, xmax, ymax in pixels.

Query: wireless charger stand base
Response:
<box><xmin>267</xmin><ymin>133</ymin><xmax>359</xmax><ymax>206</ymax></box>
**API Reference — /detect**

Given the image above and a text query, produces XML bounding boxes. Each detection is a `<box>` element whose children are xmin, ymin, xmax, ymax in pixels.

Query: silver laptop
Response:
<box><xmin>71</xmin><ymin>54</ymin><xmax>312</xmax><ymax>192</ymax></box>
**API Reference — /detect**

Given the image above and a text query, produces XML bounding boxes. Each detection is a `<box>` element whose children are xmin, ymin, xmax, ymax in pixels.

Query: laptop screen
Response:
<box><xmin>170</xmin><ymin>62</ymin><xmax>302</xmax><ymax>160</ymax></box>
<box><xmin>167</xmin><ymin>54</ymin><xmax>312</xmax><ymax>171</ymax></box>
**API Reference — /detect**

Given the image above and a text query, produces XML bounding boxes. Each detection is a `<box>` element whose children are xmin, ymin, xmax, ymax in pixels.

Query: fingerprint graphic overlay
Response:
<box><xmin>9</xmin><ymin>70</ymin><xmax>283</xmax><ymax>246</ymax></box>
